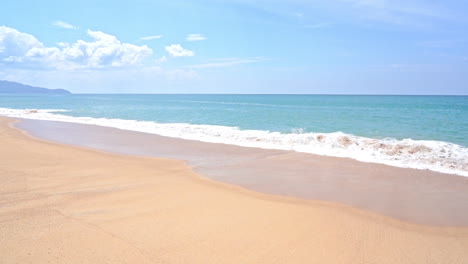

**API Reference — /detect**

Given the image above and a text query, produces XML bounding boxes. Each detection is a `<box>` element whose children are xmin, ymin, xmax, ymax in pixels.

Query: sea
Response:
<box><xmin>0</xmin><ymin>94</ymin><xmax>467</xmax><ymax>176</ymax></box>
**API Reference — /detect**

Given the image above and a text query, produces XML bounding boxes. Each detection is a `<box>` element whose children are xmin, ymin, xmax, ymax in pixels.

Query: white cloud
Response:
<box><xmin>187</xmin><ymin>57</ymin><xmax>263</xmax><ymax>69</ymax></box>
<box><xmin>140</xmin><ymin>35</ymin><xmax>163</xmax><ymax>40</ymax></box>
<box><xmin>0</xmin><ymin>26</ymin><xmax>153</xmax><ymax>70</ymax></box>
<box><xmin>53</xmin><ymin>20</ymin><xmax>76</xmax><ymax>29</ymax></box>
<box><xmin>156</xmin><ymin>56</ymin><xmax>168</xmax><ymax>63</ymax></box>
<box><xmin>165</xmin><ymin>44</ymin><xmax>194</xmax><ymax>57</ymax></box>
<box><xmin>0</xmin><ymin>26</ymin><xmax>43</xmax><ymax>61</ymax></box>
<box><xmin>186</xmin><ymin>34</ymin><xmax>207</xmax><ymax>42</ymax></box>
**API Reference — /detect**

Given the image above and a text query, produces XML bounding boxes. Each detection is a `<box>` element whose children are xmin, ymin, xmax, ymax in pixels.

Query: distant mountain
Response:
<box><xmin>0</xmin><ymin>80</ymin><xmax>71</xmax><ymax>94</ymax></box>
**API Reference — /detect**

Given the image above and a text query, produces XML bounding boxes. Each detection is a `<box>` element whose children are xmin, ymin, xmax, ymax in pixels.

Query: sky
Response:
<box><xmin>1</xmin><ymin>0</ymin><xmax>468</xmax><ymax>94</ymax></box>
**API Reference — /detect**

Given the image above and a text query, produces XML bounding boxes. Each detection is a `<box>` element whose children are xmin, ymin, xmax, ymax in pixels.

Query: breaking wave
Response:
<box><xmin>1</xmin><ymin>107</ymin><xmax>467</xmax><ymax>177</ymax></box>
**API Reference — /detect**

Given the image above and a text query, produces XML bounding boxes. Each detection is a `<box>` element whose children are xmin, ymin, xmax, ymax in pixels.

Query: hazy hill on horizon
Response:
<box><xmin>0</xmin><ymin>80</ymin><xmax>71</xmax><ymax>94</ymax></box>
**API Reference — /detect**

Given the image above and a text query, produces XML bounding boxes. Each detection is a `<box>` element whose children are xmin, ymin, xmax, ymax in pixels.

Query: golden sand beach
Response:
<box><xmin>1</xmin><ymin>116</ymin><xmax>468</xmax><ymax>263</ymax></box>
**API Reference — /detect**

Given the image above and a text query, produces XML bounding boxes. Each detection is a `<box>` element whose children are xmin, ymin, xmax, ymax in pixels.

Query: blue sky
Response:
<box><xmin>1</xmin><ymin>0</ymin><xmax>467</xmax><ymax>94</ymax></box>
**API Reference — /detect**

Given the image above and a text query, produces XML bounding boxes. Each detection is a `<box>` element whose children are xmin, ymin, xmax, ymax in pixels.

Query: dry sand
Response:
<box><xmin>1</xmin><ymin>116</ymin><xmax>468</xmax><ymax>263</ymax></box>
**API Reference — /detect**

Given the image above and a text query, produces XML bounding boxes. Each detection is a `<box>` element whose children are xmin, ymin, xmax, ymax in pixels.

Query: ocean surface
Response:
<box><xmin>1</xmin><ymin>94</ymin><xmax>467</xmax><ymax>176</ymax></box>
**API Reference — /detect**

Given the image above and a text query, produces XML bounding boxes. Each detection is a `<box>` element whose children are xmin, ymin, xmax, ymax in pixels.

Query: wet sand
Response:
<box><xmin>2</xmin><ymin>116</ymin><xmax>468</xmax><ymax>263</ymax></box>
<box><xmin>17</xmin><ymin>118</ymin><xmax>468</xmax><ymax>226</ymax></box>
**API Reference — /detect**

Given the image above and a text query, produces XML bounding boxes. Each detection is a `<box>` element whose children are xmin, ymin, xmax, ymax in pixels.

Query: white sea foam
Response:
<box><xmin>1</xmin><ymin>107</ymin><xmax>467</xmax><ymax>177</ymax></box>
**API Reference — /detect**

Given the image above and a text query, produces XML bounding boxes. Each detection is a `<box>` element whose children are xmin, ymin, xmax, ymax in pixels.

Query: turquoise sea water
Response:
<box><xmin>1</xmin><ymin>94</ymin><xmax>467</xmax><ymax>175</ymax></box>
<box><xmin>1</xmin><ymin>94</ymin><xmax>467</xmax><ymax>145</ymax></box>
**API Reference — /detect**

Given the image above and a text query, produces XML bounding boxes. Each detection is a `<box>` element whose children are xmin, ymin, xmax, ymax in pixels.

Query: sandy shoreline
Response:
<box><xmin>1</xmin><ymin>116</ymin><xmax>468</xmax><ymax>263</ymax></box>
<box><xmin>16</xmin><ymin>118</ymin><xmax>468</xmax><ymax>226</ymax></box>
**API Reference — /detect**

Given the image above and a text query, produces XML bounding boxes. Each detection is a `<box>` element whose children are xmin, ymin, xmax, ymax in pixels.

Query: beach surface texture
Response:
<box><xmin>1</xmin><ymin>116</ymin><xmax>468</xmax><ymax>263</ymax></box>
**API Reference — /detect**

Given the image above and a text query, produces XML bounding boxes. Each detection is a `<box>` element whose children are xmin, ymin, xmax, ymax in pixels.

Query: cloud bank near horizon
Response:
<box><xmin>0</xmin><ymin>26</ymin><xmax>152</xmax><ymax>70</ymax></box>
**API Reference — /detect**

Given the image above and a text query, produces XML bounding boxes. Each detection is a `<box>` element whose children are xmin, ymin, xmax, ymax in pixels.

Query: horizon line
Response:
<box><xmin>66</xmin><ymin>93</ymin><xmax>468</xmax><ymax>96</ymax></box>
